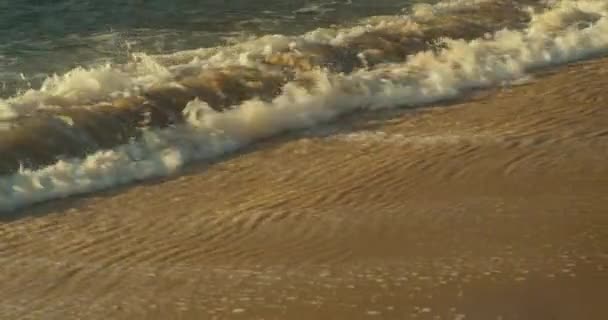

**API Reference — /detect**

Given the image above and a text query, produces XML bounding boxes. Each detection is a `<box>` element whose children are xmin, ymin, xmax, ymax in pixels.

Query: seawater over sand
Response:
<box><xmin>2</xmin><ymin>50</ymin><xmax>607</xmax><ymax>320</ymax></box>
<box><xmin>1</xmin><ymin>0</ymin><xmax>608</xmax><ymax>211</ymax></box>
<box><xmin>1</xmin><ymin>1</ymin><xmax>608</xmax><ymax>319</ymax></box>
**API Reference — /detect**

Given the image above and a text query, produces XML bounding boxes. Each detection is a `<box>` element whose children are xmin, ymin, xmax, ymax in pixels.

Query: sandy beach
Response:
<box><xmin>1</xmin><ymin>53</ymin><xmax>607</xmax><ymax>319</ymax></box>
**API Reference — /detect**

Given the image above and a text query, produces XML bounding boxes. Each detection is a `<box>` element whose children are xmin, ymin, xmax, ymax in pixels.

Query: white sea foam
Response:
<box><xmin>1</xmin><ymin>0</ymin><xmax>608</xmax><ymax>211</ymax></box>
<box><xmin>412</xmin><ymin>0</ymin><xmax>496</xmax><ymax>19</ymax></box>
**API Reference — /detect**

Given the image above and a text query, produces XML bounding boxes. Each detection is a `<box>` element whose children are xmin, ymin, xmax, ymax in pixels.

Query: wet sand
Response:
<box><xmin>1</xmin><ymin>56</ymin><xmax>608</xmax><ymax>319</ymax></box>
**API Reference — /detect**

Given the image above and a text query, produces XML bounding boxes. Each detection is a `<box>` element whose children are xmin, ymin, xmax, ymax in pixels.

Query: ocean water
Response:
<box><xmin>0</xmin><ymin>0</ymin><xmax>413</xmax><ymax>96</ymax></box>
<box><xmin>1</xmin><ymin>0</ymin><xmax>608</xmax><ymax>211</ymax></box>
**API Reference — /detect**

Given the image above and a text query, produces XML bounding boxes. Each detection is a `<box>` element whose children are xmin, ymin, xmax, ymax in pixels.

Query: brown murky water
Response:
<box><xmin>2</xmin><ymin>1</ymin><xmax>608</xmax><ymax>318</ymax></box>
<box><xmin>1</xmin><ymin>56</ymin><xmax>607</xmax><ymax>319</ymax></box>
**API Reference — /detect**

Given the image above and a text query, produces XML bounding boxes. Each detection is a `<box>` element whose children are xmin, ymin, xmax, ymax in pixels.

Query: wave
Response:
<box><xmin>1</xmin><ymin>0</ymin><xmax>607</xmax><ymax>212</ymax></box>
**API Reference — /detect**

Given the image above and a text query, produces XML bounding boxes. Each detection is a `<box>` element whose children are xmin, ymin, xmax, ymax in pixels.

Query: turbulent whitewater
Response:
<box><xmin>1</xmin><ymin>0</ymin><xmax>608</xmax><ymax>211</ymax></box>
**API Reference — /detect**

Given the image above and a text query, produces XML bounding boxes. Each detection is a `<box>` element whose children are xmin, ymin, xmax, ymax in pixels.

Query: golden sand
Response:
<box><xmin>1</xmin><ymin>57</ymin><xmax>607</xmax><ymax>319</ymax></box>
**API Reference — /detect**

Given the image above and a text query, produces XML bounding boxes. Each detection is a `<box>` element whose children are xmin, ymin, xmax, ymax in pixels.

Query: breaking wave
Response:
<box><xmin>1</xmin><ymin>0</ymin><xmax>607</xmax><ymax>211</ymax></box>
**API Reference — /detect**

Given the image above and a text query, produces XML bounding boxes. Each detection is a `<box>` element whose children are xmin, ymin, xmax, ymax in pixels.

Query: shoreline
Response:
<box><xmin>1</xmin><ymin>55</ymin><xmax>608</xmax><ymax>319</ymax></box>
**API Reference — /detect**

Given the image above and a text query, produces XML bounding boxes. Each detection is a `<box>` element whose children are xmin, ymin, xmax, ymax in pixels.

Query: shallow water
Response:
<box><xmin>1</xmin><ymin>3</ymin><xmax>607</xmax><ymax>319</ymax></box>
<box><xmin>1</xmin><ymin>0</ymin><xmax>608</xmax><ymax>211</ymax></box>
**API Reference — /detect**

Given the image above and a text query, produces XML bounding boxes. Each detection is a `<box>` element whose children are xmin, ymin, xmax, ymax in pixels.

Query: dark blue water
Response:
<box><xmin>0</xmin><ymin>0</ymin><xmax>419</xmax><ymax>97</ymax></box>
